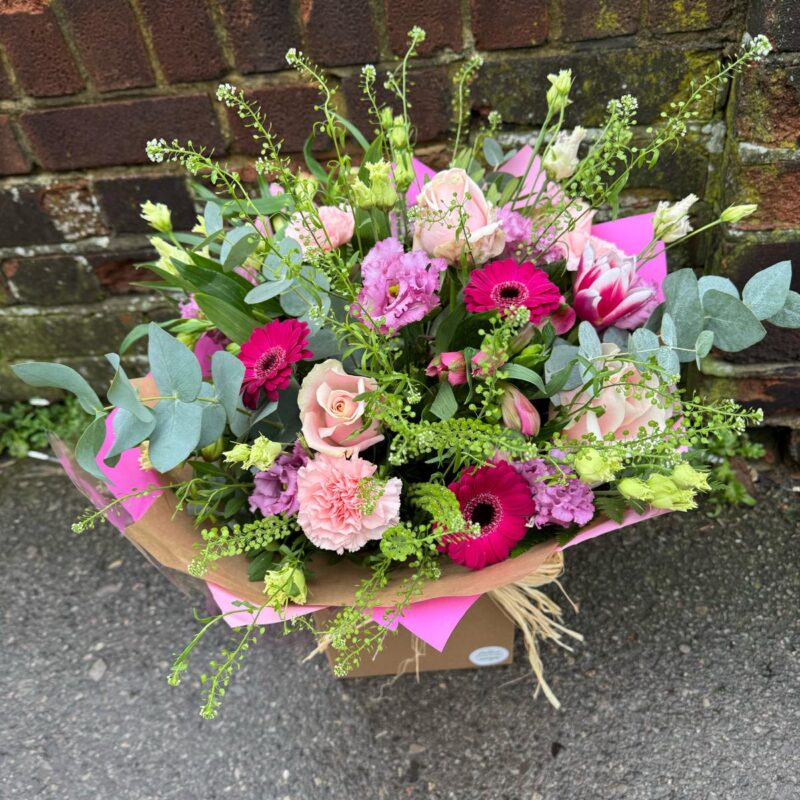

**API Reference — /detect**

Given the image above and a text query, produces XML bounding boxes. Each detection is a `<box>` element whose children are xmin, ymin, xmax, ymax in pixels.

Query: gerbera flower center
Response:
<box><xmin>255</xmin><ymin>346</ymin><xmax>287</xmax><ymax>379</ymax></box>
<box><xmin>491</xmin><ymin>280</ymin><xmax>530</xmax><ymax>308</ymax></box>
<box><xmin>464</xmin><ymin>492</ymin><xmax>503</xmax><ymax>534</ymax></box>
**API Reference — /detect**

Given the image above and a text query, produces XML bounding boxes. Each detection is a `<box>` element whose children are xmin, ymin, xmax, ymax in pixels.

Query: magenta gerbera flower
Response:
<box><xmin>463</xmin><ymin>258</ymin><xmax>562</xmax><ymax>322</ymax></box>
<box><xmin>441</xmin><ymin>461</ymin><xmax>535</xmax><ymax>570</ymax></box>
<box><xmin>238</xmin><ymin>319</ymin><xmax>313</xmax><ymax>408</ymax></box>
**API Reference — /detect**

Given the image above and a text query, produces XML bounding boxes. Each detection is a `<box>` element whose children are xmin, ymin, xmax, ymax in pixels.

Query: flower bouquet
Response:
<box><xmin>14</xmin><ymin>30</ymin><xmax>797</xmax><ymax>719</ymax></box>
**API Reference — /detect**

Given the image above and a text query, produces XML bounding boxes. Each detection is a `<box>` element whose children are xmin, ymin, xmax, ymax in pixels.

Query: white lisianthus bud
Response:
<box><xmin>653</xmin><ymin>194</ymin><xmax>698</xmax><ymax>242</ymax></box>
<box><xmin>720</xmin><ymin>204</ymin><xmax>757</xmax><ymax>224</ymax></box>
<box><xmin>140</xmin><ymin>200</ymin><xmax>172</xmax><ymax>233</ymax></box>
<box><xmin>543</xmin><ymin>126</ymin><xmax>586</xmax><ymax>180</ymax></box>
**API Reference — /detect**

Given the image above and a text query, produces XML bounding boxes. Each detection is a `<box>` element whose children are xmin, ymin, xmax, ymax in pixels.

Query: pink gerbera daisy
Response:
<box><xmin>441</xmin><ymin>461</ymin><xmax>535</xmax><ymax>570</ymax></box>
<box><xmin>463</xmin><ymin>258</ymin><xmax>562</xmax><ymax>322</ymax></box>
<box><xmin>238</xmin><ymin>319</ymin><xmax>313</xmax><ymax>408</ymax></box>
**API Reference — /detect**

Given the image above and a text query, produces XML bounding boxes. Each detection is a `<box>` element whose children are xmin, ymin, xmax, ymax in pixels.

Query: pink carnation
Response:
<box><xmin>296</xmin><ymin>454</ymin><xmax>402</xmax><ymax>554</ymax></box>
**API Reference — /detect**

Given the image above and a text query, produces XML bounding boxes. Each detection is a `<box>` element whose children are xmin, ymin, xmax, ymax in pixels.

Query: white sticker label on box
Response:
<box><xmin>468</xmin><ymin>645</ymin><xmax>510</xmax><ymax>666</ymax></box>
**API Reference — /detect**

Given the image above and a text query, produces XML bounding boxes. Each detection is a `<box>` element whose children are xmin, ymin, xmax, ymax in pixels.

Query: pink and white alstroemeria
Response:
<box><xmin>572</xmin><ymin>237</ymin><xmax>658</xmax><ymax>330</ymax></box>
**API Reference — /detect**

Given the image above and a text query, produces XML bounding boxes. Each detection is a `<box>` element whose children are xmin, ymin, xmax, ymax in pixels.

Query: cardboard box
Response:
<box><xmin>315</xmin><ymin>595</ymin><xmax>515</xmax><ymax>678</ymax></box>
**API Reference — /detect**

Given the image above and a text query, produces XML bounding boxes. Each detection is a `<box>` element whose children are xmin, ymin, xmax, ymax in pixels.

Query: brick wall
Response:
<box><xmin>0</xmin><ymin>1</ymin><xmax>797</xmax><ymax>430</ymax></box>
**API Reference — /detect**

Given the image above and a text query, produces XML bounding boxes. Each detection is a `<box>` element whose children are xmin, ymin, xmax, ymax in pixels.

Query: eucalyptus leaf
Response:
<box><xmin>430</xmin><ymin>381</ymin><xmax>458</xmax><ymax>421</ymax></box>
<box><xmin>694</xmin><ymin>329</ymin><xmax>714</xmax><ymax>368</ymax></box>
<box><xmin>660</xmin><ymin>313</ymin><xmax>677</xmax><ymax>348</ymax></box>
<box><xmin>11</xmin><ymin>362</ymin><xmax>103</xmax><ymax>415</ymax></box>
<box><xmin>544</xmin><ymin>344</ymin><xmax>582</xmax><ymax>392</ymax></box>
<box><xmin>148</xmin><ymin>401</ymin><xmax>203</xmax><ymax>472</ymax></box>
<box><xmin>702</xmin><ymin>290</ymin><xmax>766</xmax><ymax>352</ymax></box>
<box><xmin>250</xmin><ymin>400</ymin><xmax>278</xmax><ymax>428</ymax></box>
<box><xmin>483</xmin><ymin>138</ymin><xmax>504</xmax><ymax>168</ymax></box>
<box><xmin>663</xmin><ymin>268</ymin><xmax>704</xmax><ymax>362</ymax></box>
<box><xmin>578</xmin><ymin>321</ymin><xmax>602</xmax><ymax>359</ymax></box>
<box><xmin>306</xmin><ymin>328</ymin><xmax>340</xmax><ymax>360</ymax></box>
<box><xmin>768</xmin><ymin>290</ymin><xmax>800</xmax><ymax>328</ymax></box>
<box><xmin>698</xmin><ymin>275</ymin><xmax>739</xmax><ymax>301</ymax></box>
<box><xmin>203</xmin><ymin>202</ymin><xmax>224</xmax><ymax>236</ymax></box>
<box><xmin>221</xmin><ymin>225</ymin><xmax>259</xmax><ymax>271</ymax></box>
<box><xmin>199</xmin><ymin>402</ymin><xmax>227</xmax><ymax>448</ymax></box>
<box><xmin>106</xmin><ymin>408</ymin><xmax>155</xmax><ymax>462</ymax></box>
<box><xmin>147</xmin><ymin>322</ymin><xmax>202</xmax><ymax>402</ymax></box>
<box><xmin>742</xmin><ymin>260</ymin><xmax>792</xmax><ymax>320</ymax></box>
<box><xmin>211</xmin><ymin>350</ymin><xmax>245</xmax><ymax>426</ymax></box>
<box><xmin>603</xmin><ymin>326</ymin><xmax>629</xmax><ymax>350</ymax></box>
<box><xmin>75</xmin><ymin>415</ymin><xmax>109</xmax><ymax>481</ymax></box>
<box><xmin>655</xmin><ymin>346</ymin><xmax>680</xmax><ymax>376</ymax></box>
<box><xmin>630</xmin><ymin>328</ymin><xmax>660</xmax><ymax>362</ymax></box>
<box><xmin>106</xmin><ymin>354</ymin><xmax>152</xmax><ymax>423</ymax></box>
<box><xmin>245</xmin><ymin>278</ymin><xmax>294</xmax><ymax>305</ymax></box>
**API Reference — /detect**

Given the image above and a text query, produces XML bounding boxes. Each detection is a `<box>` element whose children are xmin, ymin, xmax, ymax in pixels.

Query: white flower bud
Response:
<box><xmin>653</xmin><ymin>194</ymin><xmax>698</xmax><ymax>242</ymax></box>
<box><xmin>720</xmin><ymin>204</ymin><xmax>757</xmax><ymax>224</ymax></box>
<box><xmin>543</xmin><ymin>126</ymin><xmax>586</xmax><ymax>180</ymax></box>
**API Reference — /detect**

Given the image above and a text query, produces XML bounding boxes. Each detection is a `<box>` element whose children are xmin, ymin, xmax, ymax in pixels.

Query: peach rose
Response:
<box><xmin>559</xmin><ymin>343</ymin><xmax>673</xmax><ymax>441</ymax></box>
<box><xmin>298</xmin><ymin>359</ymin><xmax>384</xmax><ymax>457</ymax></box>
<box><xmin>412</xmin><ymin>168</ymin><xmax>504</xmax><ymax>265</ymax></box>
<box><xmin>285</xmin><ymin>205</ymin><xmax>354</xmax><ymax>253</ymax></box>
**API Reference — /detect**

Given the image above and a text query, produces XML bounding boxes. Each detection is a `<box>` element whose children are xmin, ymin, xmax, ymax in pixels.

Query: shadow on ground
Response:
<box><xmin>1</xmin><ymin>460</ymin><xmax>798</xmax><ymax>800</ymax></box>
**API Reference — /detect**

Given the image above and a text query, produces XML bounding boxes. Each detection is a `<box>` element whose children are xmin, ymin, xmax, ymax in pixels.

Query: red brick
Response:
<box><xmin>138</xmin><ymin>0</ymin><xmax>225</xmax><ymax>83</ymax></box>
<box><xmin>227</xmin><ymin>84</ymin><xmax>325</xmax><ymax>155</ymax></box>
<box><xmin>0</xmin><ymin>2</ymin><xmax>83</xmax><ymax>97</ymax></box>
<box><xmin>299</xmin><ymin>0</ymin><xmax>379</xmax><ymax>66</ymax></box>
<box><xmin>732</xmin><ymin>162</ymin><xmax>800</xmax><ymax>231</ymax></box>
<box><xmin>384</xmin><ymin>0</ymin><xmax>462</xmax><ymax>56</ymax></box>
<box><xmin>0</xmin><ymin>63</ymin><xmax>13</xmax><ymax>99</ymax></box>
<box><xmin>21</xmin><ymin>95</ymin><xmax>225</xmax><ymax>171</ymax></box>
<box><xmin>59</xmin><ymin>0</ymin><xmax>153</xmax><ymax>91</ymax></box>
<box><xmin>559</xmin><ymin>0</ymin><xmax>639</xmax><ymax>41</ymax></box>
<box><xmin>0</xmin><ymin>184</ymin><xmax>63</xmax><ymax>247</ymax></box>
<box><xmin>647</xmin><ymin>0</ymin><xmax>734</xmax><ymax>33</ymax></box>
<box><xmin>0</xmin><ymin>115</ymin><xmax>31</xmax><ymax>175</ymax></box>
<box><xmin>94</xmin><ymin>174</ymin><xmax>196</xmax><ymax>234</ymax></box>
<box><xmin>218</xmin><ymin>0</ymin><xmax>300</xmax><ymax>74</ymax></box>
<box><xmin>748</xmin><ymin>0</ymin><xmax>800</xmax><ymax>53</ymax></box>
<box><xmin>343</xmin><ymin>66</ymin><xmax>452</xmax><ymax>143</ymax></box>
<box><xmin>735</xmin><ymin>63</ymin><xmax>800</xmax><ymax>148</ymax></box>
<box><xmin>1</xmin><ymin>254</ymin><xmax>102</xmax><ymax>306</ymax></box>
<box><xmin>471</xmin><ymin>0</ymin><xmax>548</xmax><ymax>50</ymax></box>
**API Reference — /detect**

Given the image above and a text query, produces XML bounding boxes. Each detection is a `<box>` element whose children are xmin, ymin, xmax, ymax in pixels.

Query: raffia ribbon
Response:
<box><xmin>489</xmin><ymin>550</ymin><xmax>582</xmax><ymax>709</ymax></box>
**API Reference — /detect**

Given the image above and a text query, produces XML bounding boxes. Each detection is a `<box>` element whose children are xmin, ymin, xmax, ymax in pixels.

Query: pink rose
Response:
<box><xmin>572</xmin><ymin>237</ymin><xmax>658</xmax><ymax>330</ymax></box>
<box><xmin>285</xmin><ymin>205</ymin><xmax>354</xmax><ymax>253</ymax></box>
<box><xmin>559</xmin><ymin>343</ymin><xmax>673</xmax><ymax>441</ymax></box>
<box><xmin>296</xmin><ymin>453</ymin><xmax>402</xmax><ymax>554</ymax></box>
<box><xmin>412</xmin><ymin>168</ymin><xmax>505</xmax><ymax>265</ymax></box>
<box><xmin>298</xmin><ymin>359</ymin><xmax>384</xmax><ymax>457</ymax></box>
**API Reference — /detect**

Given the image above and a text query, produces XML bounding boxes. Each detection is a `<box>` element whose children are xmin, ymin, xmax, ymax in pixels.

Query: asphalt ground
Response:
<box><xmin>1</xmin><ymin>459</ymin><xmax>798</xmax><ymax>800</ymax></box>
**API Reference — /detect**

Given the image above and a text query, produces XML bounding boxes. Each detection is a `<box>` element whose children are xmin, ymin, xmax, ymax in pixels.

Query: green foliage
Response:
<box><xmin>699</xmin><ymin>429</ymin><xmax>766</xmax><ymax>517</ymax></box>
<box><xmin>0</xmin><ymin>397</ymin><xmax>89</xmax><ymax>458</ymax></box>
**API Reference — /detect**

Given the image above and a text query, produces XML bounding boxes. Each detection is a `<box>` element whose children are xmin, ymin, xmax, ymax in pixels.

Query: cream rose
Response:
<box><xmin>412</xmin><ymin>168</ymin><xmax>504</xmax><ymax>265</ymax></box>
<box><xmin>298</xmin><ymin>359</ymin><xmax>384</xmax><ymax>457</ymax></box>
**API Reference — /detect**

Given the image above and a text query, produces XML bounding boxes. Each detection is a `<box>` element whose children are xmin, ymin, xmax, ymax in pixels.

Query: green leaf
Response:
<box><xmin>655</xmin><ymin>346</ymin><xmax>680</xmax><ymax>376</ymax></box>
<box><xmin>199</xmin><ymin>402</ymin><xmax>227</xmax><ymax>448</ymax></box>
<box><xmin>148</xmin><ymin>401</ymin><xmax>203</xmax><ymax>472</ymax></box>
<box><xmin>694</xmin><ymin>329</ymin><xmax>714</xmax><ymax>368</ymax></box>
<box><xmin>303</xmin><ymin>134</ymin><xmax>328</xmax><ymax>182</ymax></box>
<box><xmin>430</xmin><ymin>381</ymin><xmax>458</xmax><ymax>421</ymax></box>
<box><xmin>147</xmin><ymin>322</ymin><xmax>202</xmax><ymax>402</ymax></box>
<box><xmin>11</xmin><ymin>362</ymin><xmax>103</xmax><ymax>415</ymax></box>
<box><xmin>120</xmin><ymin>322</ymin><xmax>165</xmax><ymax>355</ymax></box>
<box><xmin>211</xmin><ymin>350</ymin><xmax>248</xmax><ymax>435</ymax></box>
<box><xmin>194</xmin><ymin>294</ymin><xmax>258</xmax><ymax>343</ymax></box>
<box><xmin>203</xmin><ymin>202</ymin><xmax>224</xmax><ymax>236</ymax></box>
<box><xmin>503</xmin><ymin>363</ymin><xmax>546</xmax><ymax>393</ymax></box>
<box><xmin>244</xmin><ymin>278</ymin><xmax>294</xmax><ymax>305</ymax></box>
<box><xmin>630</xmin><ymin>328</ymin><xmax>660</xmax><ymax>362</ymax></box>
<box><xmin>221</xmin><ymin>225</ymin><xmax>260</xmax><ymax>271</ymax></box>
<box><xmin>578</xmin><ymin>321</ymin><xmax>602</xmax><ymax>359</ymax></box>
<box><xmin>698</xmin><ymin>275</ymin><xmax>738</xmax><ymax>301</ymax></box>
<box><xmin>702</xmin><ymin>289</ymin><xmax>766</xmax><ymax>352</ymax></box>
<box><xmin>482</xmin><ymin>138</ymin><xmax>504</xmax><ymax>167</ymax></box>
<box><xmin>663</xmin><ymin>268</ymin><xmax>704</xmax><ymax>363</ymax></box>
<box><xmin>106</xmin><ymin>408</ymin><xmax>155</xmax><ymax>462</ymax></box>
<box><xmin>434</xmin><ymin>304</ymin><xmax>466</xmax><ymax>352</ymax></box>
<box><xmin>332</xmin><ymin>112</ymin><xmax>370</xmax><ymax>150</ymax></box>
<box><xmin>544</xmin><ymin>344</ymin><xmax>581</xmax><ymax>393</ymax></box>
<box><xmin>742</xmin><ymin>260</ymin><xmax>792</xmax><ymax>320</ymax></box>
<box><xmin>661</xmin><ymin>313</ymin><xmax>677</xmax><ymax>348</ymax></box>
<box><xmin>75</xmin><ymin>415</ymin><xmax>109</xmax><ymax>481</ymax></box>
<box><xmin>105</xmin><ymin>354</ymin><xmax>152</xmax><ymax>423</ymax></box>
<box><xmin>768</xmin><ymin>290</ymin><xmax>800</xmax><ymax>328</ymax></box>
<box><xmin>306</xmin><ymin>328</ymin><xmax>340</xmax><ymax>360</ymax></box>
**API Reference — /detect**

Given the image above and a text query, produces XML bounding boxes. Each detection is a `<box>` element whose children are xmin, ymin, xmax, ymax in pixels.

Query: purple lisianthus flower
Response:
<box><xmin>353</xmin><ymin>237</ymin><xmax>447</xmax><ymax>335</ymax></box>
<box><xmin>497</xmin><ymin>206</ymin><xmax>532</xmax><ymax>256</ymax></box>
<box><xmin>179</xmin><ymin>294</ymin><xmax>201</xmax><ymax>319</ymax></box>
<box><xmin>513</xmin><ymin>458</ymin><xmax>595</xmax><ymax>529</ymax></box>
<box><xmin>249</xmin><ymin>441</ymin><xmax>309</xmax><ymax>517</ymax></box>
